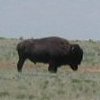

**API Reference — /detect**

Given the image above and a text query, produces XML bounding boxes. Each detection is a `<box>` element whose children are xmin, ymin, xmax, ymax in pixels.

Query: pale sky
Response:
<box><xmin>0</xmin><ymin>0</ymin><xmax>100</xmax><ymax>40</ymax></box>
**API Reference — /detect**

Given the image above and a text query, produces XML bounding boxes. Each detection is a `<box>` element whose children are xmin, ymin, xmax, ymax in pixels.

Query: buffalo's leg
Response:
<box><xmin>70</xmin><ymin>65</ymin><xmax>78</xmax><ymax>71</ymax></box>
<box><xmin>48</xmin><ymin>66</ymin><xmax>57</xmax><ymax>73</ymax></box>
<box><xmin>48</xmin><ymin>60</ymin><xmax>58</xmax><ymax>73</ymax></box>
<box><xmin>17</xmin><ymin>58</ymin><xmax>25</xmax><ymax>72</ymax></box>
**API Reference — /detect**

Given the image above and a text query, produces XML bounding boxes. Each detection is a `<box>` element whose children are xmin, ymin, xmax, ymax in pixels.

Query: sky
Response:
<box><xmin>0</xmin><ymin>0</ymin><xmax>100</xmax><ymax>40</ymax></box>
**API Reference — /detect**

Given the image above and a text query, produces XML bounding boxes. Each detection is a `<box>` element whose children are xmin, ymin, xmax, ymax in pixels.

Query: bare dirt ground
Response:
<box><xmin>79</xmin><ymin>67</ymin><xmax>100</xmax><ymax>73</ymax></box>
<box><xmin>0</xmin><ymin>61</ymin><xmax>100</xmax><ymax>73</ymax></box>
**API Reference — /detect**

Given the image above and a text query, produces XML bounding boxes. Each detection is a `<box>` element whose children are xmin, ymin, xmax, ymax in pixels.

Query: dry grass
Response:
<box><xmin>0</xmin><ymin>38</ymin><xmax>100</xmax><ymax>100</ymax></box>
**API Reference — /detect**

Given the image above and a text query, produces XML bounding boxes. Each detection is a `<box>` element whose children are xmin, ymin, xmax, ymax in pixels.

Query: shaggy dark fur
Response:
<box><xmin>17</xmin><ymin>37</ymin><xmax>83</xmax><ymax>73</ymax></box>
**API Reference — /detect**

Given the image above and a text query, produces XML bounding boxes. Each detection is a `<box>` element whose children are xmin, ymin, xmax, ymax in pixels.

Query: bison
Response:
<box><xmin>17</xmin><ymin>36</ymin><xmax>83</xmax><ymax>73</ymax></box>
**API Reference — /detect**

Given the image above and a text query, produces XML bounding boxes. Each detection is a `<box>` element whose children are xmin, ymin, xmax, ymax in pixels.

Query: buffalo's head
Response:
<box><xmin>69</xmin><ymin>44</ymin><xmax>83</xmax><ymax>71</ymax></box>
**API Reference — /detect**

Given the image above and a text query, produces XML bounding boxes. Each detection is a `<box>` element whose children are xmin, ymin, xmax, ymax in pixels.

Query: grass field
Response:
<box><xmin>0</xmin><ymin>38</ymin><xmax>100</xmax><ymax>100</ymax></box>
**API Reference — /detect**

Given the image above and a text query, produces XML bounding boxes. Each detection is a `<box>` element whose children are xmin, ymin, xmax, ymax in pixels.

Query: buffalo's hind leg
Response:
<box><xmin>48</xmin><ymin>60</ymin><xmax>58</xmax><ymax>73</ymax></box>
<box><xmin>17</xmin><ymin>57</ymin><xmax>26</xmax><ymax>72</ymax></box>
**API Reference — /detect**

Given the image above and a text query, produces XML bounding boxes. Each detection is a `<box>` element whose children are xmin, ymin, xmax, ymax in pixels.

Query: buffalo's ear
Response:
<box><xmin>71</xmin><ymin>46</ymin><xmax>75</xmax><ymax>53</ymax></box>
<box><xmin>71</xmin><ymin>45</ymin><xmax>77</xmax><ymax>54</ymax></box>
<box><xmin>71</xmin><ymin>46</ymin><xmax>75</xmax><ymax>51</ymax></box>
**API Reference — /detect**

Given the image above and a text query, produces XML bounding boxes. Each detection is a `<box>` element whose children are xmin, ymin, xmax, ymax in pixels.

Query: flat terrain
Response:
<box><xmin>0</xmin><ymin>38</ymin><xmax>100</xmax><ymax>100</ymax></box>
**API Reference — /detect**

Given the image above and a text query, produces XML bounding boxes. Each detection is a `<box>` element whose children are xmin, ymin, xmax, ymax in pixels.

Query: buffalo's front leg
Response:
<box><xmin>70</xmin><ymin>65</ymin><xmax>78</xmax><ymax>71</ymax></box>
<box><xmin>48</xmin><ymin>60</ymin><xmax>58</xmax><ymax>73</ymax></box>
<box><xmin>17</xmin><ymin>58</ymin><xmax>25</xmax><ymax>72</ymax></box>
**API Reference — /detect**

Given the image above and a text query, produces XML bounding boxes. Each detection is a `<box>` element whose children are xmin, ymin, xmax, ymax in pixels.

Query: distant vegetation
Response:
<box><xmin>0</xmin><ymin>37</ymin><xmax>6</xmax><ymax>40</ymax></box>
